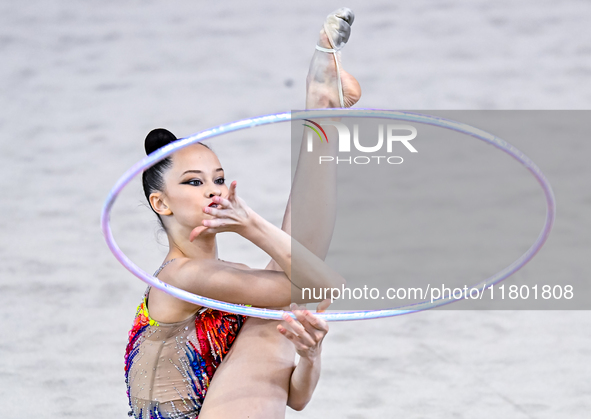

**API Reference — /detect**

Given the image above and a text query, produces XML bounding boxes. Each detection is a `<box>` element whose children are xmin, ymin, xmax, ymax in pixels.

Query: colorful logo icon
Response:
<box><xmin>302</xmin><ymin>119</ymin><xmax>329</xmax><ymax>143</ymax></box>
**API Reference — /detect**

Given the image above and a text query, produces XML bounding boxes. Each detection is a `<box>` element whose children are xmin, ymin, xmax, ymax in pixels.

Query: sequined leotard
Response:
<box><xmin>125</xmin><ymin>261</ymin><xmax>247</xmax><ymax>418</ymax></box>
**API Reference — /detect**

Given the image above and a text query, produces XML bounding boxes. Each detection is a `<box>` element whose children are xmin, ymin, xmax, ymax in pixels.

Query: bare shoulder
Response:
<box><xmin>172</xmin><ymin>257</ymin><xmax>258</xmax><ymax>297</ymax></box>
<box><xmin>147</xmin><ymin>258</ymin><xmax>202</xmax><ymax>322</ymax></box>
<box><xmin>170</xmin><ymin>257</ymin><xmax>292</xmax><ymax>308</ymax></box>
<box><xmin>172</xmin><ymin>257</ymin><xmax>252</xmax><ymax>283</ymax></box>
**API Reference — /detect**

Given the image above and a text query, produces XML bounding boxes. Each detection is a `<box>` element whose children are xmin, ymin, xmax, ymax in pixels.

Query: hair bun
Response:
<box><xmin>145</xmin><ymin>128</ymin><xmax>177</xmax><ymax>155</ymax></box>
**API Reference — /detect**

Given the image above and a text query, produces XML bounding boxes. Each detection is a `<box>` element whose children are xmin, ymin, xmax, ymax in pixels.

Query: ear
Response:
<box><xmin>149</xmin><ymin>192</ymin><xmax>173</xmax><ymax>216</ymax></box>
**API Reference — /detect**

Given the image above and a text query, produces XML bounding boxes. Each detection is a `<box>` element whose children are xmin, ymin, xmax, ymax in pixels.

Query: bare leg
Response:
<box><xmin>274</xmin><ymin>6</ymin><xmax>361</xmax><ymax>261</ymax></box>
<box><xmin>199</xmin><ymin>9</ymin><xmax>361</xmax><ymax>418</ymax></box>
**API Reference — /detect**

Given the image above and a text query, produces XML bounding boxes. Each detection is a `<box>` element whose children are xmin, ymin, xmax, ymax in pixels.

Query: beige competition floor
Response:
<box><xmin>1</xmin><ymin>1</ymin><xmax>590</xmax><ymax>417</ymax></box>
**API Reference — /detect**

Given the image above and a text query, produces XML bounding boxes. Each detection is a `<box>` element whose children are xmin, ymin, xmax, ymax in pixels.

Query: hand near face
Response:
<box><xmin>277</xmin><ymin>303</ymin><xmax>329</xmax><ymax>362</ymax></box>
<box><xmin>189</xmin><ymin>181</ymin><xmax>253</xmax><ymax>241</ymax></box>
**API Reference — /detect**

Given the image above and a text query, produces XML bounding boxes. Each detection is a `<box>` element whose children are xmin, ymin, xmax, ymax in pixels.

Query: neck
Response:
<box><xmin>165</xmin><ymin>228</ymin><xmax>218</xmax><ymax>261</ymax></box>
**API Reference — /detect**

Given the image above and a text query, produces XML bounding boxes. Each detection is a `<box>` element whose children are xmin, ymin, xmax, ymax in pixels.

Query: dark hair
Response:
<box><xmin>142</xmin><ymin>128</ymin><xmax>210</xmax><ymax>229</ymax></box>
<box><xmin>142</xmin><ymin>128</ymin><xmax>177</xmax><ymax>228</ymax></box>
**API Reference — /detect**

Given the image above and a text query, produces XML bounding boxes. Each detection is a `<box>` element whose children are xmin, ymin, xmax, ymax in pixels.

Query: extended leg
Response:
<box><xmin>270</xmin><ymin>7</ymin><xmax>361</xmax><ymax>264</ymax></box>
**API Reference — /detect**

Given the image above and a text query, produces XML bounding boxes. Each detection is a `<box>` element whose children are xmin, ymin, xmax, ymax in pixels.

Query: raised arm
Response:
<box><xmin>178</xmin><ymin>181</ymin><xmax>345</xmax><ymax>307</ymax></box>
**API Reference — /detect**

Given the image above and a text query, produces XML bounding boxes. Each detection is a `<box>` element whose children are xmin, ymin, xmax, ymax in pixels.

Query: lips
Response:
<box><xmin>208</xmin><ymin>202</ymin><xmax>219</xmax><ymax>208</ymax></box>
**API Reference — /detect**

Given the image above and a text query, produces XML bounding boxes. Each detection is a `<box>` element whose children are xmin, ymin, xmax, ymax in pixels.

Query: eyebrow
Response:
<box><xmin>181</xmin><ymin>168</ymin><xmax>224</xmax><ymax>177</ymax></box>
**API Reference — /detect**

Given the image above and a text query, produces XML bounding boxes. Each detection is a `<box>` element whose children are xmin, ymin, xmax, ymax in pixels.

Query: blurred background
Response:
<box><xmin>1</xmin><ymin>0</ymin><xmax>590</xmax><ymax>417</ymax></box>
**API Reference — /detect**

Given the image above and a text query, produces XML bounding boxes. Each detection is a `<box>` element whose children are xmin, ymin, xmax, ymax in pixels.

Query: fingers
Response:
<box><xmin>189</xmin><ymin>226</ymin><xmax>208</xmax><ymax>242</ymax></box>
<box><xmin>201</xmin><ymin>196</ymin><xmax>234</xmax><ymax>225</ymax></box>
<box><xmin>278</xmin><ymin>303</ymin><xmax>328</xmax><ymax>350</ymax></box>
<box><xmin>189</xmin><ymin>217</ymin><xmax>229</xmax><ymax>241</ymax></box>
<box><xmin>277</xmin><ymin>324</ymin><xmax>316</xmax><ymax>354</ymax></box>
<box><xmin>227</xmin><ymin>180</ymin><xmax>237</xmax><ymax>202</ymax></box>
<box><xmin>279</xmin><ymin>311</ymin><xmax>317</xmax><ymax>347</ymax></box>
<box><xmin>190</xmin><ymin>205</ymin><xmax>230</xmax><ymax>241</ymax></box>
<box><xmin>202</xmin><ymin>186</ymin><xmax>235</xmax><ymax>217</ymax></box>
<box><xmin>276</xmin><ymin>324</ymin><xmax>311</xmax><ymax>353</ymax></box>
<box><xmin>291</xmin><ymin>303</ymin><xmax>329</xmax><ymax>334</ymax></box>
<box><xmin>317</xmin><ymin>298</ymin><xmax>331</xmax><ymax>313</ymax></box>
<box><xmin>203</xmin><ymin>205</ymin><xmax>231</xmax><ymax>218</ymax></box>
<box><xmin>190</xmin><ymin>180</ymin><xmax>244</xmax><ymax>242</ymax></box>
<box><xmin>299</xmin><ymin>310</ymin><xmax>329</xmax><ymax>341</ymax></box>
<box><xmin>200</xmin><ymin>218</ymin><xmax>229</xmax><ymax>229</ymax></box>
<box><xmin>211</xmin><ymin>195</ymin><xmax>232</xmax><ymax>209</ymax></box>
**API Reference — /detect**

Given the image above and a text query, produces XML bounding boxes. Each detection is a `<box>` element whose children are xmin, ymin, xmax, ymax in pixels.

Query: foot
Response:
<box><xmin>306</xmin><ymin>8</ymin><xmax>361</xmax><ymax>109</ymax></box>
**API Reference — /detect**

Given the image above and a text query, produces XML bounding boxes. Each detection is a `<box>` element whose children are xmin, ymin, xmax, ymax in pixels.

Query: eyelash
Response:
<box><xmin>184</xmin><ymin>178</ymin><xmax>225</xmax><ymax>186</ymax></box>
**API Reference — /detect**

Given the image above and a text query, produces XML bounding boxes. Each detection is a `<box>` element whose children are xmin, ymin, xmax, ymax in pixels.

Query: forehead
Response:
<box><xmin>171</xmin><ymin>144</ymin><xmax>222</xmax><ymax>172</ymax></box>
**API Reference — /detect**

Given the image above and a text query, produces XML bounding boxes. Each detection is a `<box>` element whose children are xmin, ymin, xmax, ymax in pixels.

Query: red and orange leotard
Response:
<box><xmin>125</xmin><ymin>263</ymin><xmax>246</xmax><ymax>418</ymax></box>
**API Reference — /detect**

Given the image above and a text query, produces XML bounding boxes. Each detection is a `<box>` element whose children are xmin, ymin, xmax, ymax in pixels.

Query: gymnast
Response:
<box><xmin>125</xmin><ymin>8</ymin><xmax>361</xmax><ymax>418</ymax></box>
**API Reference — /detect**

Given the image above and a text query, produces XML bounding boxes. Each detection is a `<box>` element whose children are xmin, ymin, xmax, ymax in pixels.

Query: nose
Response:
<box><xmin>207</xmin><ymin>186</ymin><xmax>222</xmax><ymax>198</ymax></box>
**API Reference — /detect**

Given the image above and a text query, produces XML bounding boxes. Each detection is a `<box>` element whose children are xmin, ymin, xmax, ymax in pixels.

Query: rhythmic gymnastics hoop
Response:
<box><xmin>101</xmin><ymin>109</ymin><xmax>556</xmax><ymax>321</ymax></box>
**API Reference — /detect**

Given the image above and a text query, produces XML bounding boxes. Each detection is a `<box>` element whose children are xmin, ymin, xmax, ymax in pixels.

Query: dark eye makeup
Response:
<box><xmin>182</xmin><ymin>177</ymin><xmax>225</xmax><ymax>186</ymax></box>
<box><xmin>183</xmin><ymin>179</ymin><xmax>203</xmax><ymax>186</ymax></box>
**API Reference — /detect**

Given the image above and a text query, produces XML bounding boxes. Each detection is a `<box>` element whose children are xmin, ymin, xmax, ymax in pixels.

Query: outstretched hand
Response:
<box><xmin>189</xmin><ymin>181</ymin><xmax>253</xmax><ymax>242</ymax></box>
<box><xmin>277</xmin><ymin>303</ymin><xmax>329</xmax><ymax>361</ymax></box>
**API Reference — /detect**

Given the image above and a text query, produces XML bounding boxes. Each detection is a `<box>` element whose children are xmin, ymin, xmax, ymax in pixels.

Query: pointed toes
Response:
<box><xmin>333</xmin><ymin>7</ymin><xmax>354</xmax><ymax>26</ymax></box>
<box><xmin>325</xmin><ymin>8</ymin><xmax>355</xmax><ymax>50</ymax></box>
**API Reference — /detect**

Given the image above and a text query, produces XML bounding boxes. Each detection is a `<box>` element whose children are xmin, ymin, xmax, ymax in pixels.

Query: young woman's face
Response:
<box><xmin>161</xmin><ymin>144</ymin><xmax>228</xmax><ymax>231</ymax></box>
